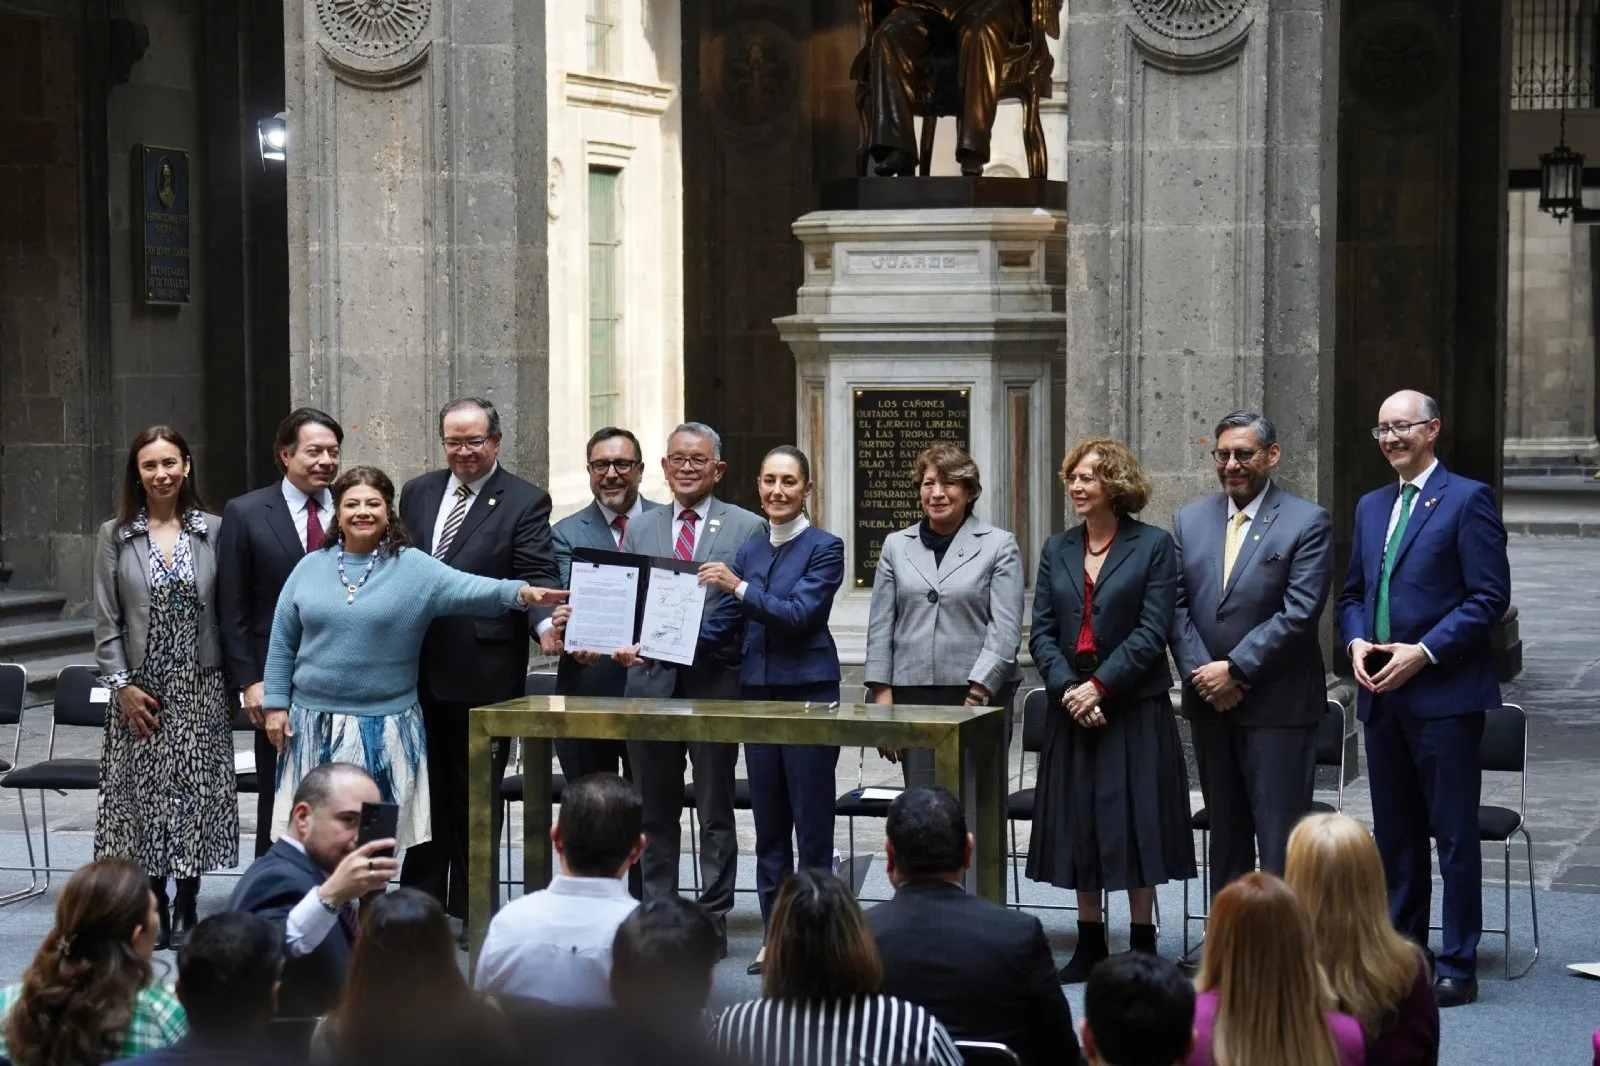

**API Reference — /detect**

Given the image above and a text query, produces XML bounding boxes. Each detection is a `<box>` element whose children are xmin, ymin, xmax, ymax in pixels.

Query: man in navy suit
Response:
<box><xmin>1337</xmin><ymin>389</ymin><xmax>1510</xmax><ymax>1008</ymax></box>
<box><xmin>537</xmin><ymin>427</ymin><xmax>663</xmax><ymax>783</ymax></box>
<box><xmin>398</xmin><ymin>397</ymin><xmax>560</xmax><ymax>926</ymax></box>
<box><xmin>227</xmin><ymin>763</ymin><xmax>397</xmax><ymax>1018</ymax></box>
<box><xmin>216</xmin><ymin>407</ymin><xmax>343</xmax><ymax>857</ymax></box>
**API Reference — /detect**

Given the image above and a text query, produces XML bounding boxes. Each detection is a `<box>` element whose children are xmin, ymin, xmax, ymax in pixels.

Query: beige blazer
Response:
<box><xmin>93</xmin><ymin>511</ymin><xmax>224</xmax><ymax>678</ymax></box>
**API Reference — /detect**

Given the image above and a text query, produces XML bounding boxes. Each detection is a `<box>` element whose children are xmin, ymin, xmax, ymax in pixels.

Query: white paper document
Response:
<box><xmin>564</xmin><ymin>560</ymin><xmax>640</xmax><ymax>654</ymax></box>
<box><xmin>859</xmin><ymin>787</ymin><xmax>903</xmax><ymax>802</ymax></box>
<box><xmin>638</xmin><ymin>566</ymin><xmax>706</xmax><ymax>666</ymax></box>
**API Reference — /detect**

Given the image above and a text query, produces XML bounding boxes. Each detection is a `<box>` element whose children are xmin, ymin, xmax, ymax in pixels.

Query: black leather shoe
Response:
<box><xmin>148</xmin><ymin>876</ymin><xmax>171</xmax><ymax>952</ymax></box>
<box><xmin>168</xmin><ymin>877</ymin><xmax>200</xmax><ymax>951</ymax></box>
<box><xmin>1434</xmin><ymin>976</ymin><xmax>1478</xmax><ymax>1008</ymax></box>
<box><xmin>746</xmin><ymin>959</ymin><xmax>763</xmax><ymax>976</ymax></box>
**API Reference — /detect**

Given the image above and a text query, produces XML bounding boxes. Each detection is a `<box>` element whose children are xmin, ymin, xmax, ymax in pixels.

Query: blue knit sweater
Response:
<box><xmin>264</xmin><ymin>547</ymin><xmax>527</xmax><ymax>716</ymax></box>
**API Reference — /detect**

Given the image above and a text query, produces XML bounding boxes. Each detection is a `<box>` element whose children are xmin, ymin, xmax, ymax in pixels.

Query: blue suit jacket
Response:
<box><xmin>1336</xmin><ymin>463</ymin><xmax>1510</xmax><ymax>720</ymax></box>
<box><xmin>731</xmin><ymin>525</ymin><xmax>844</xmax><ymax>688</ymax></box>
<box><xmin>226</xmin><ymin>841</ymin><xmax>351</xmax><ymax>1019</ymax></box>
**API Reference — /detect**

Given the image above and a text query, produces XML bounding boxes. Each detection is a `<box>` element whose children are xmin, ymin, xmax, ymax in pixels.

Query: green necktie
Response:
<box><xmin>1374</xmin><ymin>483</ymin><xmax>1420</xmax><ymax>643</ymax></box>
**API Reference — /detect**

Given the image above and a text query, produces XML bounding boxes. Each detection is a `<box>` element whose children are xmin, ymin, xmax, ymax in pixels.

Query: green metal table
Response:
<box><xmin>466</xmin><ymin>695</ymin><xmax>1008</xmax><ymax>965</ymax></box>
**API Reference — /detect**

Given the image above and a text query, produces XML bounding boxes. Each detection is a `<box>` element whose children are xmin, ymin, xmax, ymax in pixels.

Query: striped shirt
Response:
<box><xmin>712</xmin><ymin>995</ymin><xmax>965</xmax><ymax>1066</ymax></box>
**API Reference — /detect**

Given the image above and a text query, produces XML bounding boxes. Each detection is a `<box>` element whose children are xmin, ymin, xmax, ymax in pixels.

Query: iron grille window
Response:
<box><xmin>1513</xmin><ymin>0</ymin><xmax>1599</xmax><ymax>109</ymax></box>
<box><xmin>588</xmin><ymin>167</ymin><xmax>622</xmax><ymax>432</ymax></box>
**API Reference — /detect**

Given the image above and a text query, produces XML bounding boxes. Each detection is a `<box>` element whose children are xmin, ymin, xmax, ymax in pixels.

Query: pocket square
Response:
<box><xmin>1266</xmin><ymin>552</ymin><xmax>1284</xmax><ymax>562</ymax></box>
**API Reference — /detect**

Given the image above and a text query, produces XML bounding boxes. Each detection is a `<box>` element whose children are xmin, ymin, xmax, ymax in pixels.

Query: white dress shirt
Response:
<box><xmin>281</xmin><ymin>479</ymin><xmax>334</xmax><ymax>549</ymax></box>
<box><xmin>280</xmin><ymin>836</ymin><xmax>347</xmax><ymax>958</ymax></box>
<box><xmin>430</xmin><ymin>462</ymin><xmax>499</xmax><ymax>552</ymax></box>
<box><xmin>1226</xmin><ymin>481</ymin><xmax>1269</xmax><ymax>532</ymax></box>
<box><xmin>472</xmin><ymin>874</ymin><xmax>639</xmax><ymax>1005</ymax></box>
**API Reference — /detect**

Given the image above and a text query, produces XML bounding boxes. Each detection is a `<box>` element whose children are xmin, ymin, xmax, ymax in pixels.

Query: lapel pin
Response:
<box><xmin>1261</xmin><ymin>514</ymin><xmax>1274</xmax><ymax>525</ymax></box>
<box><xmin>1425</xmin><ymin>498</ymin><xmax>1437</xmax><ymax>508</ymax></box>
<box><xmin>488</xmin><ymin>498</ymin><xmax>497</xmax><ymax>507</ymax></box>
<box><xmin>1252</xmin><ymin>534</ymin><xmax>1260</xmax><ymax>541</ymax></box>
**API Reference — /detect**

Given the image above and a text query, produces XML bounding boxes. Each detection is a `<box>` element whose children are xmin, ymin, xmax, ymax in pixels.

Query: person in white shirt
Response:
<box><xmin>473</xmin><ymin>773</ymin><xmax>645</xmax><ymax>1005</ymax></box>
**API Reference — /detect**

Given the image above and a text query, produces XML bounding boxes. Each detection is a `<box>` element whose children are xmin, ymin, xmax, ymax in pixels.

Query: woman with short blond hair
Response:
<box><xmin>1286</xmin><ymin>814</ymin><xmax>1439</xmax><ymax>1066</ymax></box>
<box><xmin>1192</xmin><ymin>873</ymin><xmax>1365</xmax><ymax>1066</ymax></box>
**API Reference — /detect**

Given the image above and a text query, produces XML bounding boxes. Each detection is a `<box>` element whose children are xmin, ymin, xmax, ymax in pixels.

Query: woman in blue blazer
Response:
<box><xmin>700</xmin><ymin>445</ymin><xmax>844</xmax><ymax>974</ymax></box>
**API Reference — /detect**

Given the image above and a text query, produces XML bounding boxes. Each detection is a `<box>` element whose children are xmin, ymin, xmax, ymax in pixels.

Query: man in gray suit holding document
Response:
<box><xmin>1170</xmin><ymin>411</ymin><xmax>1334</xmax><ymax>895</ymax></box>
<box><xmin>612</xmin><ymin>421</ymin><xmax>765</xmax><ymax>953</ymax></box>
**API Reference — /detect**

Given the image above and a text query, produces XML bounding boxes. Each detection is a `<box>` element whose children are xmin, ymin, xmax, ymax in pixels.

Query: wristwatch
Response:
<box><xmin>315</xmin><ymin>889</ymin><xmax>340</xmax><ymax>915</ymax></box>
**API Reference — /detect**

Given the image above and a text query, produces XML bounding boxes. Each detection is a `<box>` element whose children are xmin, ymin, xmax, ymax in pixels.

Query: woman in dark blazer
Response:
<box><xmin>700</xmin><ymin>445</ymin><xmax>845</xmax><ymax>974</ymax></box>
<box><xmin>1027</xmin><ymin>436</ymin><xmax>1195</xmax><ymax>983</ymax></box>
<box><xmin>92</xmin><ymin>425</ymin><xmax>237</xmax><ymax>952</ymax></box>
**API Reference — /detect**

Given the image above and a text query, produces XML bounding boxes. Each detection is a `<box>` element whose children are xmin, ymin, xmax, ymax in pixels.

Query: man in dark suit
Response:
<box><xmin>536</xmin><ymin>426</ymin><xmax>664</xmax><ymax>782</ymax></box>
<box><xmin>227</xmin><ymin>763</ymin><xmax>397</xmax><ymax>1019</ymax></box>
<box><xmin>1170</xmin><ymin>411</ymin><xmax>1334</xmax><ymax>892</ymax></box>
<box><xmin>1338</xmin><ymin>389</ymin><xmax>1511</xmax><ymax>1008</ymax></box>
<box><xmin>398</xmin><ymin>397</ymin><xmax>560</xmax><ymax>924</ymax></box>
<box><xmin>216</xmin><ymin>407</ymin><xmax>343</xmax><ymax>857</ymax></box>
<box><xmin>867</xmin><ymin>787</ymin><xmax>1080</xmax><ymax>1066</ymax></box>
<box><xmin>613</xmin><ymin>422</ymin><xmax>766</xmax><ymax>952</ymax></box>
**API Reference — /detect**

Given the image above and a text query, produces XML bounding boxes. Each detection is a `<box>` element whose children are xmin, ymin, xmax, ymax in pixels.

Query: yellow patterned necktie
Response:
<box><xmin>1222</xmin><ymin>511</ymin><xmax>1250</xmax><ymax>589</ymax></box>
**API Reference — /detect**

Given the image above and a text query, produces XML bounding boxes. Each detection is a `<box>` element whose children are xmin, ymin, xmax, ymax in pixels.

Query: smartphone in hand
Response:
<box><xmin>357</xmin><ymin>802</ymin><xmax>400</xmax><ymax>858</ymax></box>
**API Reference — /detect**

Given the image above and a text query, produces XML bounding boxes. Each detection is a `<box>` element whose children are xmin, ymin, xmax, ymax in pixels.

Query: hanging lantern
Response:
<box><xmin>1540</xmin><ymin>141</ymin><xmax>1585</xmax><ymax>221</ymax></box>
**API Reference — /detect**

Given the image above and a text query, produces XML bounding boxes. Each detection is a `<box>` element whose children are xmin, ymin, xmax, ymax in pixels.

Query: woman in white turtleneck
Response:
<box><xmin>699</xmin><ymin>445</ymin><xmax>845</xmax><ymax>975</ymax></box>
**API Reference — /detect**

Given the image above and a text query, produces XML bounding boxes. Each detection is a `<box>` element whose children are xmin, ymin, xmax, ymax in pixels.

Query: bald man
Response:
<box><xmin>1336</xmin><ymin>389</ymin><xmax>1510</xmax><ymax>1009</ymax></box>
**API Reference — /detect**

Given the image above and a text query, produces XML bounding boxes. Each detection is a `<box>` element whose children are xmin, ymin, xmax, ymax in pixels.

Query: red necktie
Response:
<box><xmin>674</xmin><ymin>510</ymin><xmax>698</xmax><ymax>561</ymax></box>
<box><xmin>612</xmin><ymin>514</ymin><xmax>628</xmax><ymax>547</ymax></box>
<box><xmin>305</xmin><ymin>497</ymin><xmax>323</xmax><ymax>553</ymax></box>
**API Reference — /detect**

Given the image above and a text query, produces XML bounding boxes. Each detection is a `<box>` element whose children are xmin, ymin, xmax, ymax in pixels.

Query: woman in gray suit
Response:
<box><xmin>1026</xmin><ymin>436</ymin><xmax>1195</xmax><ymax>983</ymax></box>
<box><xmin>92</xmin><ymin>425</ymin><xmax>237</xmax><ymax>951</ymax></box>
<box><xmin>864</xmin><ymin>444</ymin><xmax>1023</xmax><ymax>786</ymax></box>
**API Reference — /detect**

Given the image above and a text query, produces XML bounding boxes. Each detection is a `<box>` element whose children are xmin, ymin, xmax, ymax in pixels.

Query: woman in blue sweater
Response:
<box><xmin>699</xmin><ymin>445</ymin><xmax>844</xmax><ymax>975</ymax></box>
<box><xmin>262</xmin><ymin>466</ymin><xmax>565</xmax><ymax>855</ymax></box>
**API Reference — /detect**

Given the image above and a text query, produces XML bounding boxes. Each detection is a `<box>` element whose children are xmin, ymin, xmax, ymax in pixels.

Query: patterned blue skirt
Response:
<box><xmin>270</xmin><ymin>703</ymin><xmax>431</xmax><ymax>855</ymax></box>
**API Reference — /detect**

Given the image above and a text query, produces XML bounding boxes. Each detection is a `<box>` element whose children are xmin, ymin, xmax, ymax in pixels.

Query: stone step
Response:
<box><xmin>17</xmin><ymin>652</ymin><xmax>99</xmax><ymax>710</ymax></box>
<box><xmin>0</xmin><ymin>618</ymin><xmax>95</xmax><ymax>660</ymax></box>
<box><xmin>0</xmin><ymin>590</ymin><xmax>70</xmax><ymax>626</ymax></box>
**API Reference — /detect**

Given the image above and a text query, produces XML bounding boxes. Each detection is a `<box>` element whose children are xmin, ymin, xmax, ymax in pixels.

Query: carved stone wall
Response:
<box><xmin>1064</xmin><ymin>0</ymin><xmax>1330</xmax><ymax>525</ymax></box>
<box><xmin>285</xmin><ymin>0</ymin><xmax>552</xmax><ymax>483</ymax></box>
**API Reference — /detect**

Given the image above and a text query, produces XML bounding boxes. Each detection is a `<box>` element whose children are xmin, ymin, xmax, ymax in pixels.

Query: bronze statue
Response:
<box><xmin>856</xmin><ymin>0</ymin><xmax>1062</xmax><ymax>178</ymax></box>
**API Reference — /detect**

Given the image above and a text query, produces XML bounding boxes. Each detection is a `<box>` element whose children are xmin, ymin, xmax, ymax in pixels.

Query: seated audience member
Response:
<box><xmin>123</xmin><ymin>913</ymin><xmax>291</xmax><ymax>1066</ymax></box>
<box><xmin>1192</xmin><ymin>873</ymin><xmax>1365</xmax><ymax>1066</ymax></box>
<box><xmin>227</xmin><ymin>763</ymin><xmax>398</xmax><ymax>1019</ymax></box>
<box><xmin>713</xmin><ymin>870</ymin><xmax>964</xmax><ymax>1066</ymax></box>
<box><xmin>867</xmin><ymin>787</ymin><xmax>1079</xmax><ymax>1066</ymax></box>
<box><xmin>317</xmin><ymin>889</ymin><xmax>507</xmax><ymax>1066</ymax></box>
<box><xmin>1285</xmin><ymin>814</ymin><xmax>1439</xmax><ymax>1066</ymax></box>
<box><xmin>1</xmin><ymin>859</ymin><xmax>188</xmax><ymax>1065</ymax></box>
<box><xmin>1082</xmin><ymin>953</ymin><xmax>1196</xmax><ymax>1066</ymax></box>
<box><xmin>474</xmin><ymin>773</ymin><xmax>644</xmax><ymax>1005</ymax></box>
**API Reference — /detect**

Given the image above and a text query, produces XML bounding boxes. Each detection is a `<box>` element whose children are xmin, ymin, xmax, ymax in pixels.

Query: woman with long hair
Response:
<box><xmin>698</xmin><ymin>445</ymin><xmax>845</xmax><ymax>975</ymax></box>
<box><xmin>262</xmin><ymin>466</ymin><xmax>565</xmax><ymax>854</ymax></box>
<box><xmin>1286</xmin><ymin>814</ymin><xmax>1439</xmax><ymax>1066</ymax></box>
<box><xmin>712</xmin><ymin>870</ymin><xmax>962</xmax><ymax>1066</ymax></box>
<box><xmin>317</xmin><ymin>888</ymin><xmax>505</xmax><ymax>1065</ymax></box>
<box><xmin>0</xmin><ymin>859</ymin><xmax>187</xmax><ymax>1065</ymax></box>
<box><xmin>1191</xmin><ymin>873</ymin><xmax>1365</xmax><ymax>1066</ymax></box>
<box><xmin>92</xmin><ymin>425</ymin><xmax>237</xmax><ymax>949</ymax></box>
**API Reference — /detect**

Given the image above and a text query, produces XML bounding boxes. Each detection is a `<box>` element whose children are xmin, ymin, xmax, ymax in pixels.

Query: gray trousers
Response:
<box><xmin>1191</xmin><ymin>714</ymin><xmax>1317</xmax><ymax>894</ymax></box>
<box><xmin>626</xmin><ymin>738</ymin><xmax>739</xmax><ymax>936</ymax></box>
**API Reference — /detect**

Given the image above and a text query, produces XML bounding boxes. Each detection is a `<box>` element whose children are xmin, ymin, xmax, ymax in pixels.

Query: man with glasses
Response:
<box><xmin>397</xmin><ymin>397</ymin><xmax>559</xmax><ymax>937</ymax></box>
<box><xmin>1337</xmin><ymin>389</ymin><xmax>1509</xmax><ymax>1009</ymax></box>
<box><xmin>536</xmin><ymin>427</ymin><xmax>663</xmax><ymax>787</ymax></box>
<box><xmin>1170</xmin><ymin>412</ymin><xmax>1334</xmax><ymax>901</ymax></box>
<box><xmin>611</xmin><ymin>422</ymin><xmax>765</xmax><ymax>956</ymax></box>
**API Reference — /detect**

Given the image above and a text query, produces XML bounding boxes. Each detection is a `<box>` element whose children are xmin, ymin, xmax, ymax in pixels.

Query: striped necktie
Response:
<box><xmin>674</xmin><ymin>510</ymin><xmax>699</xmax><ymax>561</ymax></box>
<box><xmin>434</xmin><ymin>483</ymin><xmax>472</xmax><ymax>559</ymax></box>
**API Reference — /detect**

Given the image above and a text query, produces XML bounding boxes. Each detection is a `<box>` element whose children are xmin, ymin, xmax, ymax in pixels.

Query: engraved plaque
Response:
<box><xmin>138</xmin><ymin>145</ymin><xmax>190</xmax><ymax>305</ymax></box>
<box><xmin>853</xmin><ymin>388</ymin><xmax>971</xmax><ymax>588</ymax></box>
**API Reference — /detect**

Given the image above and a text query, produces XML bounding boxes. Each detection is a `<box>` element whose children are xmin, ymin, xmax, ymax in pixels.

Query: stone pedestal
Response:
<box><xmin>775</xmin><ymin>206</ymin><xmax>1067</xmax><ymax>664</ymax></box>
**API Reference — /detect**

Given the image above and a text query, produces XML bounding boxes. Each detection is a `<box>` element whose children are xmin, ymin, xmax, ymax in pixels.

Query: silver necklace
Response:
<box><xmin>337</xmin><ymin>548</ymin><xmax>378</xmax><ymax>604</ymax></box>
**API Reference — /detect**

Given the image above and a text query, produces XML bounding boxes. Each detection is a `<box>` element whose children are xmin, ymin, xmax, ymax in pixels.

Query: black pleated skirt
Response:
<box><xmin>1025</xmin><ymin>690</ymin><xmax>1197</xmax><ymax>891</ymax></box>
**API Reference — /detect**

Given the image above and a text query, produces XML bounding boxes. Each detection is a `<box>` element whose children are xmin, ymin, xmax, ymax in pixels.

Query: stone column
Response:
<box><xmin>285</xmin><ymin>0</ymin><xmax>550</xmax><ymax>483</ymax></box>
<box><xmin>1504</xmin><ymin>190</ymin><xmax>1600</xmax><ymax>472</ymax></box>
<box><xmin>1064</xmin><ymin>0</ymin><xmax>1331</xmax><ymax>526</ymax></box>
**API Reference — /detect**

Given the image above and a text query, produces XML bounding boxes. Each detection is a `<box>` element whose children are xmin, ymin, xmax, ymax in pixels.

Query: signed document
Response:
<box><xmin>638</xmin><ymin>566</ymin><xmax>706</xmax><ymax>666</ymax></box>
<box><xmin>564</xmin><ymin>559</ymin><xmax>640</xmax><ymax>655</ymax></box>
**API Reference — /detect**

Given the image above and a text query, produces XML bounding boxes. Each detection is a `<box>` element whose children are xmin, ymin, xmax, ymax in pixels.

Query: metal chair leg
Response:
<box><xmin>1508</xmin><ymin>827</ymin><xmax>1540</xmax><ymax>979</ymax></box>
<box><xmin>686</xmin><ymin>806</ymin><xmax>701</xmax><ymax>894</ymax></box>
<box><xmin>0</xmin><ymin>790</ymin><xmax>45</xmax><ymax>907</ymax></box>
<box><xmin>1009</xmin><ymin>820</ymin><xmax>1021</xmax><ymax>908</ymax></box>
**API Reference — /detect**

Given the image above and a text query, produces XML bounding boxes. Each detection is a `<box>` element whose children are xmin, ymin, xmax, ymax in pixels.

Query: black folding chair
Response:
<box><xmin>1005</xmin><ymin>687</ymin><xmax>1059</xmax><ymax>908</ymax></box>
<box><xmin>0</xmin><ymin>663</ymin><xmax>44</xmax><ymax>906</ymax></box>
<box><xmin>1182</xmin><ymin>697</ymin><xmax>1349</xmax><ymax>957</ymax></box>
<box><xmin>1429</xmin><ymin>702</ymin><xmax>1539</xmax><ymax>979</ymax></box>
<box><xmin>953</xmin><ymin>1040</ymin><xmax>1022</xmax><ymax>1066</ymax></box>
<box><xmin>0</xmin><ymin>665</ymin><xmax>106</xmax><ymax>891</ymax></box>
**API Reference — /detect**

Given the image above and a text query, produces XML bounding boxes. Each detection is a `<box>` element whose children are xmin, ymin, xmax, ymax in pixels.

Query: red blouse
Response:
<box><xmin>1076</xmin><ymin>573</ymin><xmax>1098</xmax><ymax>656</ymax></box>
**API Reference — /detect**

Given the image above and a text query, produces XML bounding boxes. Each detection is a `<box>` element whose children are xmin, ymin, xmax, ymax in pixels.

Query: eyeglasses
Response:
<box><xmin>442</xmin><ymin>437</ymin><xmax>491</xmax><ymax>452</ymax></box>
<box><xmin>588</xmin><ymin>459</ymin><xmax>641</xmax><ymax>474</ymax></box>
<box><xmin>1370</xmin><ymin>420</ymin><xmax>1431</xmax><ymax>440</ymax></box>
<box><xmin>1211</xmin><ymin>448</ymin><xmax>1258</xmax><ymax>464</ymax></box>
<box><xmin>665</xmin><ymin>455</ymin><xmax>712</xmax><ymax>471</ymax></box>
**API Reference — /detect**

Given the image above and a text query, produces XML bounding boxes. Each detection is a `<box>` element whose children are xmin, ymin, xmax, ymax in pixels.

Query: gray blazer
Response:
<box><xmin>1169</xmin><ymin>482</ymin><xmax>1334</xmax><ymax>728</ymax></box>
<box><xmin>93</xmin><ymin>511</ymin><xmax>225</xmax><ymax>678</ymax></box>
<box><xmin>619</xmin><ymin>495</ymin><xmax>766</xmax><ymax>699</ymax></box>
<box><xmin>863</xmin><ymin>518</ymin><xmax>1023</xmax><ymax>695</ymax></box>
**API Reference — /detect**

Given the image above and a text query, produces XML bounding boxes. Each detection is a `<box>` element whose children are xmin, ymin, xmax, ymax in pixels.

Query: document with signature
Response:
<box><xmin>638</xmin><ymin>566</ymin><xmax>706</xmax><ymax>666</ymax></box>
<box><xmin>564</xmin><ymin>559</ymin><xmax>640</xmax><ymax>655</ymax></box>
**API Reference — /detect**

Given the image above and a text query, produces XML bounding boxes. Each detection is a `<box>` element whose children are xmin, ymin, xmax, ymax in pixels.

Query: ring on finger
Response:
<box><xmin>367</xmin><ymin>860</ymin><xmax>375</xmax><ymax>873</ymax></box>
